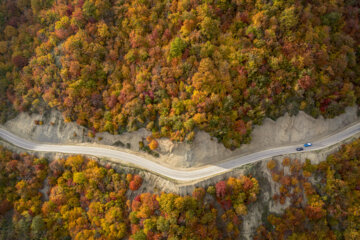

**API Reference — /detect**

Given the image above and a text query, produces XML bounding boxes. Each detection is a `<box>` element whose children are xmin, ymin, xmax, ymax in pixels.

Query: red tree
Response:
<box><xmin>129</xmin><ymin>175</ymin><xmax>143</xmax><ymax>191</ymax></box>
<box><xmin>215</xmin><ymin>181</ymin><xmax>227</xmax><ymax>199</ymax></box>
<box><xmin>12</xmin><ymin>55</ymin><xmax>28</xmax><ymax>68</ymax></box>
<box><xmin>192</xmin><ymin>187</ymin><xmax>206</xmax><ymax>201</ymax></box>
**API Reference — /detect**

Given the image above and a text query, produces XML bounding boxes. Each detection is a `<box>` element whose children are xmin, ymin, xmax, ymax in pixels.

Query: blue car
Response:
<box><xmin>304</xmin><ymin>142</ymin><xmax>312</xmax><ymax>147</ymax></box>
<box><xmin>296</xmin><ymin>147</ymin><xmax>304</xmax><ymax>151</ymax></box>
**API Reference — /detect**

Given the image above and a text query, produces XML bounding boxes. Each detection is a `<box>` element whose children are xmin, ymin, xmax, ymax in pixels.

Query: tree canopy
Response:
<box><xmin>0</xmin><ymin>0</ymin><xmax>359</xmax><ymax>149</ymax></box>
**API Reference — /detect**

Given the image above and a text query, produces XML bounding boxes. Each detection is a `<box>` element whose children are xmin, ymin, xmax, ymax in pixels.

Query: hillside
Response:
<box><xmin>0</xmin><ymin>0</ymin><xmax>359</xmax><ymax>150</ymax></box>
<box><xmin>1</xmin><ymin>135</ymin><xmax>360</xmax><ymax>239</ymax></box>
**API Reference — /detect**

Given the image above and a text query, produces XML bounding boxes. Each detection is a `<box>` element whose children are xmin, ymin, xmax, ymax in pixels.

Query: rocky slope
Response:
<box><xmin>2</xmin><ymin>106</ymin><xmax>359</xmax><ymax>168</ymax></box>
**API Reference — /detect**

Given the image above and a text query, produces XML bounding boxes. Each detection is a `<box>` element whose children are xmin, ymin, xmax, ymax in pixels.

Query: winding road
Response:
<box><xmin>1</xmin><ymin>122</ymin><xmax>360</xmax><ymax>182</ymax></box>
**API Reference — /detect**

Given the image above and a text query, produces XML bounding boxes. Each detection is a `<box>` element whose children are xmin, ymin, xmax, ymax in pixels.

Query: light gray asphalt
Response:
<box><xmin>1</xmin><ymin>122</ymin><xmax>360</xmax><ymax>181</ymax></box>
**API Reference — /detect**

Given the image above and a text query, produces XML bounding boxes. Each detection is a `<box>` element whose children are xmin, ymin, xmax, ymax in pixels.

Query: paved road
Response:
<box><xmin>1</xmin><ymin>122</ymin><xmax>360</xmax><ymax>182</ymax></box>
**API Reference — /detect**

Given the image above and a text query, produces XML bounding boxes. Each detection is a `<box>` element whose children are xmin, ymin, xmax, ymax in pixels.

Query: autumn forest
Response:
<box><xmin>1</xmin><ymin>137</ymin><xmax>360</xmax><ymax>239</ymax></box>
<box><xmin>1</xmin><ymin>0</ymin><xmax>360</xmax><ymax>239</ymax></box>
<box><xmin>0</xmin><ymin>0</ymin><xmax>359</xmax><ymax>149</ymax></box>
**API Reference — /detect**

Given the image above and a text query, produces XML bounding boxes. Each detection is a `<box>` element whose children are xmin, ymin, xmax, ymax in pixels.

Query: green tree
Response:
<box><xmin>131</xmin><ymin>230</ymin><xmax>146</xmax><ymax>240</ymax></box>
<box><xmin>83</xmin><ymin>0</ymin><xmax>96</xmax><ymax>19</ymax></box>
<box><xmin>30</xmin><ymin>0</ymin><xmax>41</xmax><ymax>15</ymax></box>
<box><xmin>169</xmin><ymin>37</ymin><xmax>187</xmax><ymax>59</ymax></box>
<box><xmin>30</xmin><ymin>215</ymin><xmax>45</xmax><ymax>239</ymax></box>
<box><xmin>280</xmin><ymin>6</ymin><xmax>297</xmax><ymax>30</ymax></box>
<box><xmin>200</xmin><ymin>17</ymin><xmax>220</xmax><ymax>39</ymax></box>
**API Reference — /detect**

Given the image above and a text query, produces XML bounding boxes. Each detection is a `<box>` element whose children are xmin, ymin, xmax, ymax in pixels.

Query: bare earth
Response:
<box><xmin>3</xmin><ymin>106</ymin><xmax>359</xmax><ymax>168</ymax></box>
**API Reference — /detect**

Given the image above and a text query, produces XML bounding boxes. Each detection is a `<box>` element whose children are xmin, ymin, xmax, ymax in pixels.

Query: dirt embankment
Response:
<box><xmin>2</xmin><ymin>106</ymin><xmax>359</xmax><ymax>168</ymax></box>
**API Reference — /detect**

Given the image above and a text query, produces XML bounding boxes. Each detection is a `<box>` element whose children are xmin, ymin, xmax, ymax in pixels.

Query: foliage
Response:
<box><xmin>148</xmin><ymin>139</ymin><xmax>158</xmax><ymax>151</ymax></box>
<box><xmin>169</xmin><ymin>37</ymin><xmax>187</xmax><ymax>59</ymax></box>
<box><xmin>0</xmin><ymin>147</ymin><xmax>261</xmax><ymax>239</ymax></box>
<box><xmin>0</xmin><ymin>147</ymin><xmax>48</xmax><ymax>239</ymax></box>
<box><xmin>1</xmin><ymin>0</ymin><xmax>359</xmax><ymax>149</ymax></box>
<box><xmin>129</xmin><ymin>174</ymin><xmax>143</xmax><ymax>191</ymax></box>
<box><xmin>267</xmin><ymin>159</ymin><xmax>276</xmax><ymax>170</ymax></box>
<box><xmin>43</xmin><ymin>156</ymin><xmax>129</xmax><ymax>239</ymax></box>
<box><xmin>256</xmin><ymin>138</ymin><xmax>360</xmax><ymax>239</ymax></box>
<box><xmin>129</xmin><ymin>174</ymin><xmax>259</xmax><ymax>239</ymax></box>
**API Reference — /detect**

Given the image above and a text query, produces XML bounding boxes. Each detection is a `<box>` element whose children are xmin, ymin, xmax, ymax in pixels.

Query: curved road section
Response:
<box><xmin>1</xmin><ymin>123</ymin><xmax>360</xmax><ymax>182</ymax></box>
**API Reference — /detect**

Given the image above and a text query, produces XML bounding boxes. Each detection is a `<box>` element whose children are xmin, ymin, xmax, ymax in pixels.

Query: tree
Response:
<box><xmin>131</xmin><ymin>230</ymin><xmax>146</xmax><ymax>240</ymax></box>
<box><xmin>14</xmin><ymin>213</ymin><xmax>32</xmax><ymax>239</ymax></box>
<box><xmin>169</xmin><ymin>37</ymin><xmax>186</xmax><ymax>59</ymax></box>
<box><xmin>298</xmin><ymin>75</ymin><xmax>313</xmax><ymax>90</ymax></box>
<box><xmin>12</xmin><ymin>55</ymin><xmax>28</xmax><ymax>69</ymax></box>
<box><xmin>215</xmin><ymin>181</ymin><xmax>226</xmax><ymax>199</ymax></box>
<box><xmin>148</xmin><ymin>139</ymin><xmax>158</xmax><ymax>150</ymax></box>
<box><xmin>282</xmin><ymin>157</ymin><xmax>290</xmax><ymax>167</ymax></box>
<box><xmin>0</xmin><ymin>199</ymin><xmax>12</xmax><ymax>214</ymax></box>
<box><xmin>234</xmin><ymin>203</ymin><xmax>247</xmax><ymax>216</ymax></box>
<box><xmin>191</xmin><ymin>58</ymin><xmax>220</xmax><ymax>94</ymax></box>
<box><xmin>82</xmin><ymin>0</ymin><xmax>96</xmax><ymax>19</ymax></box>
<box><xmin>30</xmin><ymin>215</ymin><xmax>45</xmax><ymax>239</ymax></box>
<box><xmin>280</xmin><ymin>6</ymin><xmax>298</xmax><ymax>30</ymax></box>
<box><xmin>234</xmin><ymin>120</ymin><xmax>247</xmax><ymax>136</ymax></box>
<box><xmin>192</xmin><ymin>188</ymin><xmax>205</xmax><ymax>201</ymax></box>
<box><xmin>267</xmin><ymin>159</ymin><xmax>277</xmax><ymax>170</ymax></box>
<box><xmin>200</xmin><ymin>17</ymin><xmax>220</xmax><ymax>40</ymax></box>
<box><xmin>156</xmin><ymin>216</ymin><xmax>170</xmax><ymax>233</ymax></box>
<box><xmin>30</xmin><ymin>0</ymin><xmax>41</xmax><ymax>15</ymax></box>
<box><xmin>207</xmin><ymin>185</ymin><xmax>216</xmax><ymax>196</ymax></box>
<box><xmin>129</xmin><ymin>175</ymin><xmax>143</xmax><ymax>191</ymax></box>
<box><xmin>65</xmin><ymin>156</ymin><xmax>85</xmax><ymax>171</ymax></box>
<box><xmin>4</xmin><ymin>25</ymin><xmax>17</xmax><ymax>39</ymax></box>
<box><xmin>73</xmin><ymin>172</ymin><xmax>87</xmax><ymax>184</ymax></box>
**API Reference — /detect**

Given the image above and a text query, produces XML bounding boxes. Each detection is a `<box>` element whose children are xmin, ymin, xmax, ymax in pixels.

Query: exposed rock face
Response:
<box><xmin>3</xmin><ymin>110</ymin><xmax>154</xmax><ymax>160</ymax></box>
<box><xmin>182</xmin><ymin>106</ymin><xmax>359</xmax><ymax>167</ymax></box>
<box><xmin>2</xmin><ymin>106</ymin><xmax>359</xmax><ymax>168</ymax></box>
<box><xmin>122</xmin><ymin>105</ymin><xmax>358</xmax><ymax>167</ymax></box>
<box><xmin>4</xmin><ymin>110</ymin><xmax>91</xmax><ymax>143</ymax></box>
<box><xmin>250</xmin><ymin>108</ymin><xmax>358</xmax><ymax>148</ymax></box>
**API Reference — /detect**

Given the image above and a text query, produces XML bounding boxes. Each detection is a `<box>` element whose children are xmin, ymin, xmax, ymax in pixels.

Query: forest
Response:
<box><xmin>0</xmin><ymin>0</ymin><xmax>359</xmax><ymax>149</ymax></box>
<box><xmin>256</xmin><ymin>138</ymin><xmax>360</xmax><ymax>239</ymax></box>
<box><xmin>0</xmin><ymin>146</ymin><xmax>259</xmax><ymax>240</ymax></box>
<box><xmin>2</xmin><ymin>137</ymin><xmax>360</xmax><ymax>239</ymax></box>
